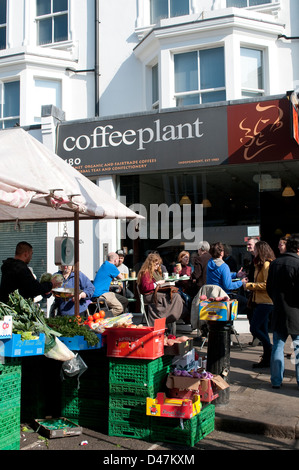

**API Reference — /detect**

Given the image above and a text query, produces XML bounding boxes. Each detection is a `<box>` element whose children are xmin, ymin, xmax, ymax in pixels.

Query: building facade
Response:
<box><xmin>0</xmin><ymin>0</ymin><xmax>298</xmax><ymax>283</ymax></box>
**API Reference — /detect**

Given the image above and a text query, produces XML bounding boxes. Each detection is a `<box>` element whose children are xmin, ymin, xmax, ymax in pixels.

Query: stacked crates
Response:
<box><xmin>150</xmin><ymin>403</ymin><xmax>215</xmax><ymax>447</ymax></box>
<box><xmin>61</xmin><ymin>349</ymin><xmax>110</xmax><ymax>433</ymax></box>
<box><xmin>108</xmin><ymin>355</ymin><xmax>172</xmax><ymax>440</ymax></box>
<box><xmin>0</xmin><ymin>358</ymin><xmax>22</xmax><ymax>450</ymax></box>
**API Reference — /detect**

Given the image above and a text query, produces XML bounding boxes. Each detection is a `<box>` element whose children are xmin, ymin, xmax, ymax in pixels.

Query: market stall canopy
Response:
<box><xmin>0</xmin><ymin>127</ymin><xmax>141</xmax><ymax>222</ymax></box>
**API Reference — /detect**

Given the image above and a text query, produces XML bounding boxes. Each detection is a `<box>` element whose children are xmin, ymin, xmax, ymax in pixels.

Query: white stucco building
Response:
<box><xmin>0</xmin><ymin>0</ymin><xmax>298</xmax><ymax>286</ymax></box>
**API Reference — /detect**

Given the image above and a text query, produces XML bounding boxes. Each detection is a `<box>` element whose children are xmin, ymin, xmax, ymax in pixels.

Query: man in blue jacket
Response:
<box><xmin>93</xmin><ymin>252</ymin><xmax>129</xmax><ymax>316</ymax></box>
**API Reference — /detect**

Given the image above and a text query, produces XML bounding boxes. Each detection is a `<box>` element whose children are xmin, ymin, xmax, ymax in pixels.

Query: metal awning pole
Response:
<box><xmin>74</xmin><ymin>211</ymin><xmax>80</xmax><ymax>316</ymax></box>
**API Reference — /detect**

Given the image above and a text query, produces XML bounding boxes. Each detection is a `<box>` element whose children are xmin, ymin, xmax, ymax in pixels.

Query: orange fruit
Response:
<box><xmin>99</xmin><ymin>310</ymin><xmax>106</xmax><ymax>318</ymax></box>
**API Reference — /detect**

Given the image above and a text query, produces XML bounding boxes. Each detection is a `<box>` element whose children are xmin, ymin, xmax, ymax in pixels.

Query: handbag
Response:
<box><xmin>154</xmin><ymin>284</ymin><xmax>178</xmax><ymax>304</ymax></box>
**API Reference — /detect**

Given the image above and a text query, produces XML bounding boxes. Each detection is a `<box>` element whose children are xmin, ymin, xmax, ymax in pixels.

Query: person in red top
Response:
<box><xmin>137</xmin><ymin>252</ymin><xmax>189</xmax><ymax>327</ymax></box>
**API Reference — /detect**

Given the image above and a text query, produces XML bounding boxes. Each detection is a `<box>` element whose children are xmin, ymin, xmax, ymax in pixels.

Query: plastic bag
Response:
<box><xmin>60</xmin><ymin>353</ymin><xmax>88</xmax><ymax>389</ymax></box>
<box><xmin>44</xmin><ymin>336</ymin><xmax>75</xmax><ymax>361</ymax></box>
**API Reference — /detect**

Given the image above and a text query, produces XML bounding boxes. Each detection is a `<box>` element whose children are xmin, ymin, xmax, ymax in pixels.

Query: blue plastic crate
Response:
<box><xmin>59</xmin><ymin>333</ymin><xmax>102</xmax><ymax>351</ymax></box>
<box><xmin>0</xmin><ymin>333</ymin><xmax>45</xmax><ymax>357</ymax></box>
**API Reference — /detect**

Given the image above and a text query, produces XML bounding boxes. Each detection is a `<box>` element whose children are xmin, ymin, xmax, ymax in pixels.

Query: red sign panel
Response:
<box><xmin>227</xmin><ymin>98</ymin><xmax>299</xmax><ymax>164</ymax></box>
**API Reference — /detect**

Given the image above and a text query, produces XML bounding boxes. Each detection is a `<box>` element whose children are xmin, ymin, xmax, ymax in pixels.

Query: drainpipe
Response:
<box><xmin>95</xmin><ymin>0</ymin><xmax>100</xmax><ymax>117</ymax></box>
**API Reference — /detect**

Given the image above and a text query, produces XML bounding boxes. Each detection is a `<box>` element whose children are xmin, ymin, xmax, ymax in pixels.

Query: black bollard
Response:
<box><xmin>207</xmin><ymin>320</ymin><xmax>232</xmax><ymax>405</ymax></box>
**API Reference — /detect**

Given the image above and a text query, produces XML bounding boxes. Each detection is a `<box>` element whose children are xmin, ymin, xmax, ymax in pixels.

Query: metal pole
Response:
<box><xmin>207</xmin><ymin>320</ymin><xmax>232</xmax><ymax>405</ymax></box>
<box><xmin>74</xmin><ymin>212</ymin><xmax>80</xmax><ymax>316</ymax></box>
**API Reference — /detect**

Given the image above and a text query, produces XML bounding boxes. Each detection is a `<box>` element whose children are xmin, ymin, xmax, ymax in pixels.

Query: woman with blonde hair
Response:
<box><xmin>137</xmin><ymin>252</ymin><xmax>189</xmax><ymax>327</ymax></box>
<box><xmin>245</xmin><ymin>241</ymin><xmax>275</xmax><ymax>368</ymax></box>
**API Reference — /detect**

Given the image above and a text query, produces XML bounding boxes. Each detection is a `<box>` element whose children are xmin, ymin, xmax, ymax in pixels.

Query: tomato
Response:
<box><xmin>87</xmin><ymin>315</ymin><xmax>94</xmax><ymax>322</ymax></box>
<box><xmin>86</xmin><ymin>321</ymin><xmax>94</xmax><ymax>329</ymax></box>
<box><xmin>93</xmin><ymin>312</ymin><xmax>101</xmax><ymax>320</ymax></box>
<box><xmin>99</xmin><ymin>310</ymin><xmax>106</xmax><ymax>318</ymax></box>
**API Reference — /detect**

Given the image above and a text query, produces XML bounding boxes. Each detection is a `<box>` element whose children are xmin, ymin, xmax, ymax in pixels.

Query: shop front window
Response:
<box><xmin>119</xmin><ymin>161</ymin><xmax>299</xmax><ymax>270</ymax></box>
<box><xmin>0</xmin><ymin>81</ymin><xmax>20</xmax><ymax>128</ymax></box>
<box><xmin>150</xmin><ymin>0</ymin><xmax>190</xmax><ymax>24</ymax></box>
<box><xmin>174</xmin><ymin>48</ymin><xmax>226</xmax><ymax>106</ymax></box>
<box><xmin>36</xmin><ymin>0</ymin><xmax>68</xmax><ymax>45</ymax></box>
<box><xmin>241</xmin><ymin>47</ymin><xmax>264</xmax><ymax>97</ymax></box>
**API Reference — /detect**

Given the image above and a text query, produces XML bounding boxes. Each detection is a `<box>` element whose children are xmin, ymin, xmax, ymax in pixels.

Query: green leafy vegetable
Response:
<box><xmin>46</xmin><ymin>316</ymin><xmax>100</xmax><ymax>347</ymax></box>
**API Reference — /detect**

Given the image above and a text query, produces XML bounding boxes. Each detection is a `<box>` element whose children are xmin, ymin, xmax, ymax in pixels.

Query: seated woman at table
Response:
<box><xmin>137</xmin><ymin>253</ymin><xmax>189</xmax><ymax>327</ymax></box>
<box><xmin>174</xmin><ymin>250</ymin><xmax>194</xmax><ymax>306</ymax></box>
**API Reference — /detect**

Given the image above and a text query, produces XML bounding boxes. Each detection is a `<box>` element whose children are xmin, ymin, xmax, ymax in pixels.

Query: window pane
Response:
<box><xmin>0</xmin><ymin>26</ymin><xmax>5</xmax><ymax>49</ymax></box>
<box><xmin>170</xmin><ymin>0</ymin><xmax>189</xmax><ymax>17</ymax></box>
<box><xmin>227</xmin><ymin>0</ymin><xmax>246</xmax><ymax>6</ymax></box>
<box><xmin>241</xmin><ymin>47</ymin><xmax>263</xmax><ymax>90</ymax></box>
<box><xmin>53</xmin><ymin>0</ymin><xmax>68</xmax><ymax>13</ymax></box>
<box><xmin>152</xmin><ymin>64</ymin><xmax>159</xmax><ymax>104</ymax></box>
<box><xmin>150</xmin><ymin>0</ymin><xmax>168</xmax><ymax>23</ymax></box>
<box><xmin>54</xmin><ymin>14</ymin><xmax>68</xmax><ymax>42</ymax></box>
<box><xmin>176</xmin><ymin>94</ymin><xmax>199</xmax><ymax>107</ymax></box>
<box><xmin>0</xmin><ymin>0</ymin><xmax>6</xmax><ymax>24</ymax></box>
<box><xmin>175</xmin><ymin>51</ymin><xmax>198</xmax><ymax>93</ymax></box>
<box><xmin>38</xmin><ymin>17</ymin><xmax>52</xmax><ymax>45</ymax></box>
<box><xmin>4</xmin><ymin>82</ymin><xmax>20</xmax><ymax>118</ymax></box>
<box><xmin>250</xmin><ymin>0</ymin><xmax>271</xmax><ymax>5</ymax></box>
<box><xmin>200</xmin><ymin>48</ymin><xmax>224</xmax><ymax>89</ymax></box>
<box><xmin>4</xmin><ymin>119</ymin><xmax>18</xmax><ymax>128</ymax></box>
<box><xmin>201</xmin><ymin>90</ymin><xmax>226</xmax><ymax>104</ymax></box>
<box><xmin>36</xmin><ymin>0</ymin><xmax>51</xmax><ymax>16</ymax></box>
<box><xmin>34</xmin><ymin>79</ymin><xmax>61</xmax><ymax>120</ymax></box>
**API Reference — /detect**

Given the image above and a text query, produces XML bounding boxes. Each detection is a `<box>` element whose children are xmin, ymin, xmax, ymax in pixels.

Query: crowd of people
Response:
<box><xmin>0</xmin><ymin>234</ymin><xmax>298</xmax><ymax>390</ymax></box>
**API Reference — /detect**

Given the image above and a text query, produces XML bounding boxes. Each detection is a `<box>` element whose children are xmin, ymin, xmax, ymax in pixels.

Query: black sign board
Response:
<box><xmin>56</xmin><ymin>106</ymin><xmax>228</xmax><ymax>177</ymax></box>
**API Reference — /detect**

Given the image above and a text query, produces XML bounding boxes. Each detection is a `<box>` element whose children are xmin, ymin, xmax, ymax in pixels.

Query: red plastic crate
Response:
<box><xmin>105</xmin><ymin>318</ymin><xmax>165</xmax><ymax>360</ymax></box>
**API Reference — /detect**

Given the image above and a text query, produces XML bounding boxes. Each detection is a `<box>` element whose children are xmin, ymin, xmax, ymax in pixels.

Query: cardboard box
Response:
<box><xmin>199</xmin><ymin>299</ymin><xmax>238</xmax><ymax>321</ymax></box>
<box><xmin>34</xmin><ymin>417</ymin><xmax>82</xmax><ymax>438</ymax></box>
<box><xmin>0</xmin><ymin>333</ymin><xmax>45</xmax><ymax>357</ymax></box>
<box><xmin>166</xmin><ymin>373</ymin><xmax>228</xmax><ymax>402</ymax></box>
<box><xmin>172</xmin><ymin>349</ymin><xmax>196</xmax><ymax>371</ymax></box>
<box><xmin>164</xmin><ymin>337</ymin><xmax>193</xmax><ymax>356</ymax></box>
<box><xmin>59</xmin><ymin>333</ymin><xmax>102</xmax><ymax>351</ymax></box>
<box><xmin>146</xmin><ymin>392</ymin><xmax>201</xmax><ymax>419</ymax></box>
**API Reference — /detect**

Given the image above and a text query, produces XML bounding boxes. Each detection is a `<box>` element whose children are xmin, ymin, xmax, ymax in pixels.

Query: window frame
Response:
<box><xmin>36</xmin><ymin>0</ymin><xmax>69</xmax><ymax>46</ymax></box>
<box><xmin>240</xmin><ymin>46</ymin><xmax>265</xmax><ymax>98</ymax></box>
<box><xmin>150</xmin><ymin>0</ymin><xmax>191</xmax><ymax>25</ymax></box>
<box><xmin>0</xmin><ymin>0</ymin><xmax>7</xmax><ymax>50</ymax></box>
<box><xmin>226</xmin><ymin>0</ymin><xmax>272</xmax><ymax>7</ymax></box>
<box><xmin>173</xmin><ymin>47</ymin><xmax>226</xmax><ymax>107</ymax></box>
<box><xmin>0</xmin><ymin>80</ymin><xmax>20</xmax><ymax>129</ymax></box>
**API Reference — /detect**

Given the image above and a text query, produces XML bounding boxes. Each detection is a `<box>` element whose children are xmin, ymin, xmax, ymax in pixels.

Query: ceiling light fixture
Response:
<box><xmin>202</xmin><ymin>198</ymin><xmax>212</xmax><ymax>208</ymax></box>
<box><xmin>282</xmin><ymin>185</ymin><xmax>295</xmax><ymax>197</ymax></box>
<box><xmin>179</xmin><ymin>195</ymin><xmax>192</xmax><ymax>205</ymax></box>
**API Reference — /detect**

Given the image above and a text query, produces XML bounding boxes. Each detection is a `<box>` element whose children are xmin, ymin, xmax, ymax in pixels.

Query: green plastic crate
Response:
<box><xmin>108</xmin><ymin>417</ymin><xmax>151</xmax><ymax>440</ymax></box>
<box><xmin>109</xmin><ymin>356</ymin><xmax>172</xmax><ymax>387</ymax></box>
<box><xmin>150</xmin><ymin>403</ymin><xmax>215</xmax><ymax>447</ymax></box>
<box><xmin>0</xmin><ymin>371</ymin><xmax>22</xmax><ymax>404</ymax></box>
<box><xmin>0</xmin><ymin>430</ymin><xmax>20</xmax><ymax>451</ymax></box>
<box><xmin>0</xmin><ymin>358</ymin><xmax>22</xmax><ymax>375</ymax></box>
<box><xmin>109</xmin><ymin>380</ymin><xmax>163</xmax><ymax>398</ymax></box>
<box><xmin>0</xmin><ymin>404</ymin><xmax>20</xmax><ymax>439</ymax></box>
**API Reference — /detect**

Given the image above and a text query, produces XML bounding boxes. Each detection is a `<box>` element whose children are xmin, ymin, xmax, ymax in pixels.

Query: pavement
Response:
<box><xmin>190</xmin><ymin>329</ymin><xmax>299</xmax><ymax>441</ymax></box>
<box><xmin>18</xmin><ymin>324</ymin><xmax>299</xmax><ymax>452</ymax></box>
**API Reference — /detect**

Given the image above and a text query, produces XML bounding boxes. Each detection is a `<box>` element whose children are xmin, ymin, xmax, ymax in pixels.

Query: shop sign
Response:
<box><xmin>56</xmin><ymin>97</ymin><xmax>299</xmax><ymax>177</ymax></box>
<box><xmin>56</xmin><ymin>106</ymin><xmax>228</xmax><ymax>176</ymax></box>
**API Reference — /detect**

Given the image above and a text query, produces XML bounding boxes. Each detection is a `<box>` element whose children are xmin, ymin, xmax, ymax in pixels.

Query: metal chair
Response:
<box><xmin>136</xmin><ymin>285</ymin><xmax>150</xmax><ymax>326</ymax></box>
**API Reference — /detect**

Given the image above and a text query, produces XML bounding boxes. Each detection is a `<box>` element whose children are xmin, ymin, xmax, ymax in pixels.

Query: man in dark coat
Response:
<box><xmin>0</xmin><ymin>241</ymin><xmax>54</xmax><ymax>303</ymax></box>
<box><xmin>266</xmin><ymin>234</ymin><xmax>299</xmax><ymax>389</ymax></box>
<box><xmin>191</xmin><ymin>241</ymin><xmax>211</xmax><ymax>292</ymax></box>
